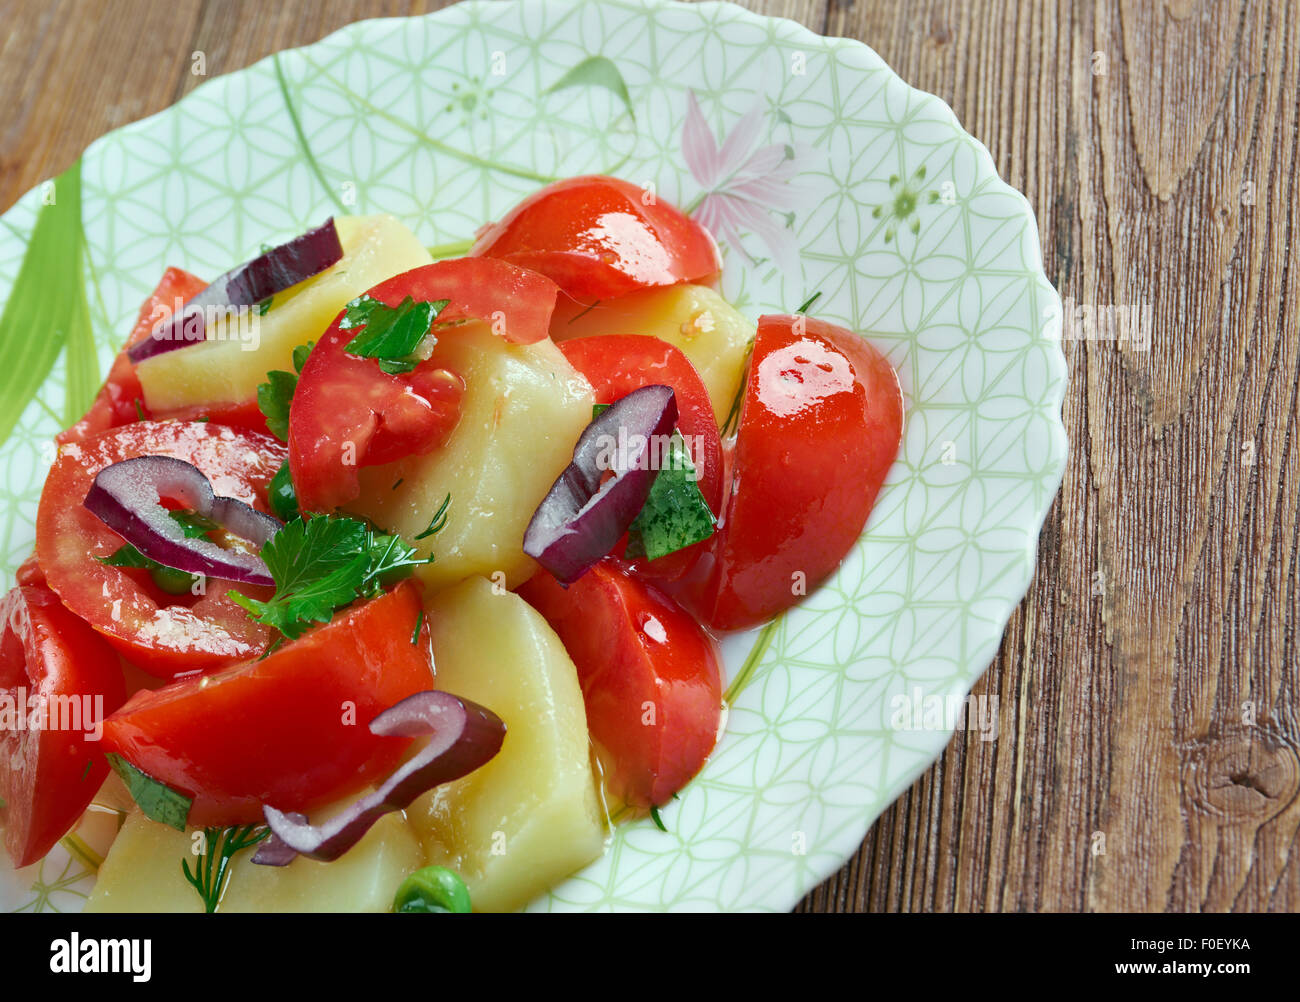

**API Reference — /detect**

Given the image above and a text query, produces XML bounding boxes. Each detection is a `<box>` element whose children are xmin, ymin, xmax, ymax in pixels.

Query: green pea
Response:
<box><xmin>150</xmin><ymin>565</ymin><xmax>199</xmax><ymax>595</ymax></box>
<box><xmin>393</xmin><ymin>866</ymin><xmax>472</xmax><ymax>914</ymax></box>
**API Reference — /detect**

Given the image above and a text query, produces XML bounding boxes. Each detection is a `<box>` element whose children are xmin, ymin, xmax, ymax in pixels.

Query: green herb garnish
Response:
<box><xmin>268</xmin><ymin>461</ymin><xmax>299</xmax><ymax>523</ymax></box>
<box><xmin>624</xmin><ymin>431</ymin><xmax>716</xmax><ymax>561</ymax></box>
<box><xmin>181</xmin><ymin>825</ymin><xmax>270</xmax><ymax>913</ymax></box>
<box><xmin>794</xmin><ymin>290</ymin><xmax>822</xmax><ymax>314</ymax></box>
<box><xmin>414</xmin><ymin>493</ymin><xmax>451</xmax><ymax>540</ymax></box>
<box><xmin>255</xmin><ymin>340</ymin><xmax>314</xmax><ymax>442</ymax></box>
<box><xmin>168</xmin><ymin>509</ymin><xmax>219</xmax><ymax>539</ymax></box>
<box><xmin>228</xmin><ymin>514</ymin><xmax>431</xmax><ymax>639</ymax></box>
<box><xmin>133</xmin><ymin>398</ymin><xmax>146</xmax><ymax>421</ymax></box>
<box><xmin>106</xmin><ymin>753</ymin><xmax>193</xmax><ymax>832</ymax></box>
<box><xmin>393</xmin><ymin>865</ymin><xmax>472</xmax><ymax>913</ymax></box>
<box><xmin>341</xmin><ymin>294</ymin><xmax>449</xmax><ymax>368</ymax></box>
<box><xmin>257</xmin><ymin>296</ymin><xmax>273</xmax><ymax>316</ymax></box>
<box><xmin>97</xmin><ymin>544</ymin><xmax>198</xmax><ymax>594</ymax></box>
<box><xmin>649</xmin><ymin>805</ymin><xmax>668</xmax><ymax>832</ymax></box>
<box><xmin>411</xmin><ymin>609</ymin><xmax>424</xmax><ymax>646</ymax></box>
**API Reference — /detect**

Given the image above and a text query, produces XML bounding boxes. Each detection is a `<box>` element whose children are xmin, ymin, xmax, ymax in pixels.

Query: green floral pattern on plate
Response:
<box><xmin>0</xmin><ymin>0</ymin><xmax>1066</xmax><ymax>912</ymax></box>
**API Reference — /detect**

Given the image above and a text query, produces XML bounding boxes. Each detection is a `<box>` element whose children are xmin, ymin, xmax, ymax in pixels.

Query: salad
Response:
<box><xmin>0</xmin><ymin>175</ymin><xmax>904</xmax><ymax>913</ymax></box>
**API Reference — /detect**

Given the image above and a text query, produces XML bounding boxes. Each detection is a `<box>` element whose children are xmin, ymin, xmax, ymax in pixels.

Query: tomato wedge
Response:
<box><xmin>36</xmin><ymin>421</ymin><xmax>285</xmax><ymax>679</ymax></box>
<box><xmin>558</xmin><ymin>334</ymin><xmax>725</xmax><ymax>580</ymax></box>
<box><xmin>58</xmin><ymin>267</ymin><xmax>207</xmax><ymax>446</ymax></box>
<box><xmin>288</xmin><ymin>258</ymin><xmax>561</xmax><ymax>512</ymax></box>
<box><xmin>0</xmin><ymin>584</ymin><xmax>126</xmax><ymax>867</ymax></box>
<box><xmin>100</xmin><ymin>581</ymin><xmax>433</xmax><ymax>827</ymax></box>
<box><xmin>518</xmin><ymin>560</ymin><xmax>722</xmax><ymax>808</ymax></box>
<box><xmin>471</xmin><ymin>175</ymin><xmax>721</xmax><ymax>303</ymax></box>
<box><xmin>680</xmin><ymin>315</ymin><xmax>904</xmax><ymax>631</ymax></box>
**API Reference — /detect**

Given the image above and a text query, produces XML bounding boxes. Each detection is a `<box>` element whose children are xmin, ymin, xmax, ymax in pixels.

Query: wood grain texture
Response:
<box><xmin>2</xmin><ymin>0</ymin><xmax>1296</xmax><ymax>913</ymax></box>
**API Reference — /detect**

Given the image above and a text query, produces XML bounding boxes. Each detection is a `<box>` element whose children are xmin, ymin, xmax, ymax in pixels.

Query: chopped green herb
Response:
<box><xmin>794</xmin><ymin>291</ymin><xmax>822</xmax><ymax>314</ymax></box>
<box><xmin>107</xmin><ymin>753</ymin><xmax>192</xmax><ymax>831</ymax></box>
<box><xmin>377</xmin><ymin>358</ymin><xmax>420</xmax><ymax>375</ymax></box>
<box><xmin>268</xmin><ymin>461</ymin><xmax>299</xmax><ymax>523</ymax></box>
<box><xmin>411</xmin><ymin>609</ymin><xmax>424</xmax><ymax>646</ymax></box>
<box><xmin>568</xmin><ymin>299</ymin><xmax>601</xmax><ymax>324</ymax></box>
<box><xmin>625</xmin><ymin>431</ymin><xmax>716</xmax><ymax>561</ymax></box>
<box><xmin>256</xmin><ymin>369</ymin><xmax>297</xmax><ymax>442</ymax></box>
<box><xmin>181</xmin><ymin>825</ymin><xmax>270</xmax><ymax>913</ymax></box>
<box><xmin>98</xmin><ymin>543</ymin><xmax>200</xmax><ymax>594</ymax></box>
<box><xmin>169</xmin><ymin>509</ymin><xmax>219</xmax><ymax>539</ymax></box>
<box><xmin>228</xmin><ymin>514</ymin><xmax>431</xmax><ymax>639</ymax></box>
<box><xmin>257</xmin><ymin>296</ymin><xmax>273</xmax><ymax>316</ymax></box>
<box><xmin>414</xmin><ymin>494</ymin><xmax>451</xmax><ymax>540</ymax></box>
<box><xmin>97</xmin><ymin>544</ymin><xmax>156</xmax><ymax>569</ymax></box>
<box><xmin>341</xmin><ymin>294</ymin><xmax>448</xmax><ymax>367</ymax></box>
<box><xmin>256</xmin><ymin>342</ymin><xmax>314</xmax><ymax>443</ymax></box>
<box><xmin>592</xmin><ymin>402</ymin><xmax>610</xmax><ymax>419</ymax></box>
<box><xmin>649</xmin><ymin>805</ymin><xmax>668</xmax><ymax>832</ymax></box>
<box><xmin>133</xmin><ymin>398</ymin><xmax>146</xmax><ymax>421</ymax></box>
<box><xmin>392</xmin><ymin>478</ymin><xmax>404</xmax><ymax>490</ymax></box>
<box><xmin>720</xmin><ymin>342</ymin><xmax>753</xmax><ymax>438</ymax></box>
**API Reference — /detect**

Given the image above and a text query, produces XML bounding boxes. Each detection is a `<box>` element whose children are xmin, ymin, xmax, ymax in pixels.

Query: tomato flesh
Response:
<box><xmin>58</xmin><ymin>267</ymin><xmax>207</xmax><ymax>446</ymax></box>
<box><xmin>100</xmin><ymin>581</ymin><xmax>433</xmax><ymax>827</ymax></box>
<box><xmin>36</xmin><ymin>421</ymin><xmax>285</xmax><ymax>678</ymax></box>
<box><xmin>0</xmin><ymin>584</ymin><xmax>126</xmax><ymax>867</ymax></box>
<box><xmin>471</xmin><ymin>175</ymin><xmax>721</xmax><ymax>303</ymax></box>
<box><xmin>681</xmin><ymin>315</ymin><xmax>904</xmax><ymax>631</ymax></box>
<box><xmin>518</xmin><ymin>561</ymin><xmax>721</xmax><ymax>808</ymax></box>
<box><xmin>288</xmin><ymin>258</ymin><xmax>561</xmax><ymax>512</ymax></box>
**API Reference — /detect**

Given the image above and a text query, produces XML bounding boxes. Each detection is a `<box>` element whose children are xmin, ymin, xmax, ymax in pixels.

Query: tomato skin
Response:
<box><xmin>288</xmin><ymin>258</ymin><xmax>560</xmax><ymax>512</ymax></box>
<box><xmin>36</xmin><ymin>421</ymin><xmax>285</xmax><ymax>679</ymax></box>
<box><xmin>518</xmin><ymin>561</ymin><xmax>721</xmax><ymax>808</ymax></box>
<box><xmin>682</xmin><ymin>315</ymin><xmax>904</xmax><ymax>631</ymax></box>
<box><xmin>100</xmin><ymin>581</ymin><xmax>433</xmax><ymax>827</ymax></box>
<box><xmin>58</xmin><ymin>268</ymin><xmax>207</xmax><ymax>446</ymax></box>
<box><xmin>557</xmin><ymin>335</ymin><xmax>725</xmax><ymax>580</ymax></box>
<box><xmin>471</xmin><ymin>176</ymin><xmax>721</xmax><ymax>303</ymax></box>
<box><xmin>0</xmin><ymin>584</ymin><xmax>126</xmax><ymax>868</ymax></box>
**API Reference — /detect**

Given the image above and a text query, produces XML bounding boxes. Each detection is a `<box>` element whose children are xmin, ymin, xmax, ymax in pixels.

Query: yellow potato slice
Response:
<box><xmin>409</xmin><ymin>576</ymin><xmax>606</xmax><ymax>913</ymax></box>
<box><xmin>346</xmin><ymin>323</ymin><xmax>593</xmax><ymax>593</ymax></box>
<box><xmin>137</xmin><ymin>214</ymin><xmax>432</xmax><ymax>413</ymax></box>
<box><xmin>553</xmin><ymin>283</ymin><xmax>754</xmax><ymax>424</ymax></box>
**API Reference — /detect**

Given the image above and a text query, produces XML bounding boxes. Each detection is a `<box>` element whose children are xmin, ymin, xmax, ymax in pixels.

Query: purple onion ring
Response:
<box><xmin>523</xmin><ymin>384</ymin><xmax>677</xmax><ymax>584</ymax></box>
<box><xmin>128</xmin><ymin>219</ymin><xmax>343</xmax><ymax>363</ymax></box>
<box><xmin>84</xmin><ymin>455</ymin><xmax>282</xmax><ymax>585</ymax></box>
<box><xmin>252</xmin><ymin>690</ymin><xmax>506</xmax><ymax>865</ymax></box>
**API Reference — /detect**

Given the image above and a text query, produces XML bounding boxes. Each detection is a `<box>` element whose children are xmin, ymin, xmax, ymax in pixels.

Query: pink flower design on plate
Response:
<box><xmin>682</xmin><ymin>90</ymin><xmax>811</xmax><ymax>275</ymax></box>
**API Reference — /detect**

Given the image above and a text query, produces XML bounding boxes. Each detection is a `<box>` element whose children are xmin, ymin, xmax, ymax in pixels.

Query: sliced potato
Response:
<box><xmin>137</xmin><ymin>214</ymin><xmax>432</xmax><ymax>413</ymax></box>
<box><xmin>85</xmin><ymin>810</ymin><xmax>421</xmax><ymax>913</ymax></box>
<box><xmin>553</xmin><ymin>283</ymin><xmax>754</xmax><ymax>424</ymax></box>
<box><xmin>409</xmin><ymin>576</ymin><xmax>606</xmax><ymax>913</ymax></box>
<box><xmin>346</xmin><ymin>323</ymin><xmax>594</xmax><ymax>593</ymax></box>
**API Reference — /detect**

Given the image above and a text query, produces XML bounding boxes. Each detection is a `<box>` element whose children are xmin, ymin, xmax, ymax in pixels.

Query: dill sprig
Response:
<box><xmin>181</xmin><ymin>825</ymin><xmax>271</xmax><ymax>913</ymax></box>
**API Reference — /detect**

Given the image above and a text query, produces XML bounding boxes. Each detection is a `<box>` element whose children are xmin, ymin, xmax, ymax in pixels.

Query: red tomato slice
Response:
<box><xmin>0</xmin><ymin>584</ymin><xmax>126</xmax><ymax>867</ymax></box>
<box><xmin>58</xmin><ymin>267</ymin><xmax>207</xmax><ymax>446</ymax></box>
<box><xmin>470</xmin><ymin>175</ymin><xmax>721</xmax><ymax>303</ymax></box>
<box><xmin>100</xmin><ymin>581</ymin><xmax>433</xmax><ymax>827</ymax></box>
<box><xmin>681</xmin><ymin>315</ymin><xmax>904</xmax><ymax>631</ymax></box>
<box><xmin>558</xmin><ymin>334</ymin><xmax>725</xmax><ymax>580</ymax></box>
<box><xmin>288</xmin><ymin>258</ymin><xmax>560</xmax><ymax>512</ymax></box>
<box><xmin>36</xmin><ymin>421</ymin><xmax>286</xmax><ymax>679</ymax></box>
<box><xmin>518</xmin><ymin>560</ymin><xmax>721</xmax><ymax>809</ymax></box>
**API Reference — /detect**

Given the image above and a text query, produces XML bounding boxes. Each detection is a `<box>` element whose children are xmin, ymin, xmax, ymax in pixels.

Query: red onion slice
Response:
<box><xmin>523</xmin><ymin>384</ymin><xmax>677</xmax><ymax>584</ymax></box>
<box><xmin>128</xmin><ymin>219</ymin><xmax>343</xmax><ymax>363</ymax></box>
<box><xmin>84</xmin><ymin>455</ymin><xmax>282</xmax><ymax>585</ymax></box>
<box><xmin>252</xmin><ymin>690</ymin><xmax>505</xmax><ymax>865</ymax></box>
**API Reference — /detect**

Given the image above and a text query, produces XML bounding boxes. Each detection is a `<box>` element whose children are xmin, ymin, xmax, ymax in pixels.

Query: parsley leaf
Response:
<box><xmin>228</xmin><ymin>514</ymin><xmax>431</xmax><ymax>639</ymax></box>
<box><xmin>107</xmin><ymin>753</ymin><xmax>193</xmax><ymax>831</ymax></box>
<box><xmin>625</xmin><ymin>431</ymin><xmax>716</xmax><ymax>561</ymax></box>
<box><xmin>341</xmin><ymin>294</ymin><xmax>449</xmax><ymax>365</ymax></box>
<box><xmin>256</xmin><ymin>340</ymin><xmax>315</xmax><ymax>442</ymax></box>
<box><xmin>268</xmin><ymin>461</ymin><xmax>299</xmax><ymax>523</ymax></box>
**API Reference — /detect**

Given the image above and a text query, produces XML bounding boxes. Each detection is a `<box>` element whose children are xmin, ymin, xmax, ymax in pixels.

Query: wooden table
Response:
<box><xmin>4</xmin><ymin>0</ymin><xmax>1297</xmax><ymax>912</ymax></box>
